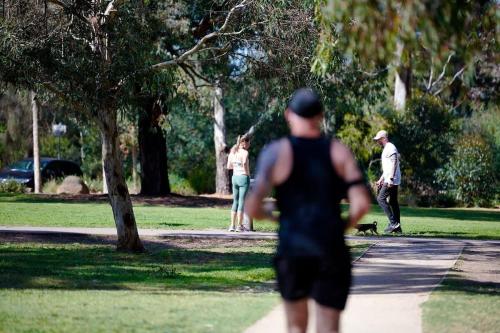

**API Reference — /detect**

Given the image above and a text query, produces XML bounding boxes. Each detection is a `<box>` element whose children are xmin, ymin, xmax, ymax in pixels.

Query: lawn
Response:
<box><xmin>422</xmin><ymin>246</ymin><xmax>500</xmax><ymax>333</ymax></box>
<box><xmin>0</xmin><ymin>193</ymin><xmax>499</xmax><ymax>239</ymax></box>
<box><xmin>0</xmin><ymin>237</ymin><xmax>370</xmax><ymax>332</ymax></box>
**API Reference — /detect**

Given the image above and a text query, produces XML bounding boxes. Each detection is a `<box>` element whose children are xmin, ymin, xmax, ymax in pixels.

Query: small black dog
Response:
<box><xmin>355</xmin><ymin>221</ymin><xmax>378</xmax><ymax>235</ymax></box>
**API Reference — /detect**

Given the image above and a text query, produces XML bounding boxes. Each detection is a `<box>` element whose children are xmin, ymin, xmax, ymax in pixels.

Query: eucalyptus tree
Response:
<box><xmin>0</xmin><ymin>0</ymin><xmax>253</xmax><ymax>251</ymax></box>
<box><xmin>314</xmin><ymin>0</ymin><xmax>497</xmax><ymax>110</ymax></box>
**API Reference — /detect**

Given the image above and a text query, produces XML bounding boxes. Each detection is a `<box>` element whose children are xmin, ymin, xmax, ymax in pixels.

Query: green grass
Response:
<box><xmin>0</xmin><ymin>290</ymin><xmax>274</xmax><ymax>333</ymax></box>
<box><xmin>363</xmin><ymin>205</ymin><xmax>500</xmax><ymax>240</ymax></box>
<box><xmin>422</xmin><ymin>273</ymin><xmax>500</xmax><ymax>332</ymax></box>
<box><xmin>0</xmin><ymin>193</ymin><xmax>499</xmax><ymax>239</ymax></box>
<box><xmin>0</xmin><ymin>240</ymin><xmax>369</xmax><ymax>332</ymax></box>
<box><xmin>0</xmin><ymin>240</ymin><xmax>278</xmax><ymax>333</ymax></box>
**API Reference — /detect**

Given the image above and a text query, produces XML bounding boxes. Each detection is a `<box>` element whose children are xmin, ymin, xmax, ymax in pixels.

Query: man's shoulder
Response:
<box><xmin>384</xmin><ymin>142</ymin><xmax>398</xmax><ymax>152</ymax></box>
<box><xmin>260</xmin><ymin>138</ymin><xmax>287</xmax><ymax>155</ymax></box>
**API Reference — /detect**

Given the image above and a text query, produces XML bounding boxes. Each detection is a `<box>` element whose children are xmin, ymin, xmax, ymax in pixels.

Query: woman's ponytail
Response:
<box><xmin>230</xmin><ymin>135</ymin><xmax>241</xmax><ymax>154</ymax></box>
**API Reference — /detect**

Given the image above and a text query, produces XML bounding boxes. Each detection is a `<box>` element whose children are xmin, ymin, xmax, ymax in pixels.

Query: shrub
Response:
<box><xmin>42</xmin><ymin>179</ymin><xmax>62</xmax><ymax>194</ymax></box>
<box><xmin>83</xmin><ymin>177</ymin><xmax>103</xmax><ymax>194</ymax></box>
<box><xmin>169</xmin><ymin>173</ymin><xmax>197</xmax><ymax>196</ymax></box>
<box><xmin>187</xmin><ymin>167</ymin><xmax>215</xmax><ymax>194</ymax></box>
<box><xmin>438</xmin><ymin>134</ymin><xmax>497</xmax><ymax>207</ymax></box>
<box><xmin>0</xmin><ymin>180</ymin><xmax>26</xmax><ymax>193</ymax></box>
<box><xmin>389</xmin><ymin>94</ymin><xmax>456</xmax><ymax>203</ymax></box>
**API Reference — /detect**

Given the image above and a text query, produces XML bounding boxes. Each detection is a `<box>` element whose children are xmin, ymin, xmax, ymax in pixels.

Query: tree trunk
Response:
<box><xmin>213</xmin><ymin>85</ymin><xmax>231</xmax><ymax>195</ymax></box>
<box><xmin>98</xmin><ymin>109</ymin><xmax>144</xmax><ymax>252</ymax></box>
<box><xmin>30</xmin><ymin>91</ymin><xmax>41</xmax><ymax>193</ymax></box>
<box><xmin>101</xmin><ymin>139</ymin><xmax>108</xmax><ymax>194</ymax></box>
<box><xmin>394</xmin><ymin>42</ymin><xmax>412</xmax><ymax>111</ymax></box>
<box><xmin>131</xmin><ymin>143</ymin><xmax>138</xmax><ymax>193</ymax></box>
<box><xmin>138</xmin><ymin>98</ymin><xmax>170</xmax><ymax>196</ymax></box>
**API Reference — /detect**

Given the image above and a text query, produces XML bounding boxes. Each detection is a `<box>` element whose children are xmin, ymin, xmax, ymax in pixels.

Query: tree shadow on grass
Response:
<box><xmin>158</xmin><ymin>222</ymin><xmax>188</xmax><ymax>227</ymax></box>
<box><xmin>0</xmin><ymin>232</ymin><xmax>368</xmax><ymax>294</ymax></box>
<box><xmin>398</xmin><ymin>206</ymin><xmax>500</xmax><ymax>222</ymax></box>
<box><xmin>0</xmin><ymin>193</ymin><xmax>232</xmax><ymax>208</ymax></box>
<box><xmin>438</xmin><ymin>277</ymin><xmax>500</xmax><ymax>296</ymax></box>
<box><xmin>0</xmin><ymin>233</ymin><xmax>276</xmax><ymax>293</ymax></box>
<box><xmin>400</xmin><ymin>231</ymin><xmax>499</xmax><ymax>240</ymax></box>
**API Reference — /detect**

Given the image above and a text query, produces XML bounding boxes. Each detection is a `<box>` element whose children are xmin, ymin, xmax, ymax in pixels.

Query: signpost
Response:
<box><xmin>52</xmin><ymin>123</ymin><xmax>67</xmax><ymax>159</ymax></box>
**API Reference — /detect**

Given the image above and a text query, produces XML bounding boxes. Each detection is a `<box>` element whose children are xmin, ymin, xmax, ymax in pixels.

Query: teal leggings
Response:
<box><xmin>232</xmin><ymin>175</ymin><xmax>250</xmax><ymax>212</ymax></box>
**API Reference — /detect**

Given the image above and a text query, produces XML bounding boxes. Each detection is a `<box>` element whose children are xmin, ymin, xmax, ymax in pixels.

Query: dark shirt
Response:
<box><xmin>275</xmin><ymin>136</ymin><xmax>347</xmax><ymax>258</ymax></box>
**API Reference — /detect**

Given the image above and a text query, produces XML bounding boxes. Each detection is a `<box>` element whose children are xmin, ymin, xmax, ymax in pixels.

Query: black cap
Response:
<box><xmin>287</xmin><ymin>88</ymin><xmax>323</xmax><ymax>118</ymax></box>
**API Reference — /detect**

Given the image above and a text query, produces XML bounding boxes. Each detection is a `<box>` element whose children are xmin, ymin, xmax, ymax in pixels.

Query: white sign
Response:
<box><xmin>52</xmin><ymin>123</ymin><xmax>67</xmax><ymax>137</ymax></box>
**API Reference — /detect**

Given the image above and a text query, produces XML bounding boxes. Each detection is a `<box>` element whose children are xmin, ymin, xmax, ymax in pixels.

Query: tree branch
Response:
<box><xmin>152</xmin><ymin>0</ymin><xmax>248</xmax><ymax>70</ymax></box>
<box><xmin>433</xmin><ymin>66</ymin><xmax>466</xmax><ymax>96</ymax></box>
<box><xmin>430</xmin><ymin>53</ymin><xmax>454</xmax><ymax>90</ymax></box>
<box><xmin>426</xmin><ymin>58</ymin><xmax>434</xmax><ymax>90</ymax></box>
<box><xmin>180</xmin><ymin>63</ymin><xmax>213</xmax><ymax>84</ymax></box>
<box><xmin>47</xmin><ymin>0</ymin><xmax>90</xmax><ymax>25</ymax></box>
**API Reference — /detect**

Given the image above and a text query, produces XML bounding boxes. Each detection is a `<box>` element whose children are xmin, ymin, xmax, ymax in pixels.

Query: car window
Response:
<box><xmin>9</xmin><ymin>160</ymin><xmax>33</xmax><ymax>171</ymax></box>
<box><xmin>43</xmin><ymin>162</ymin><xmax>59</xmax><ymax>179</ymax></box>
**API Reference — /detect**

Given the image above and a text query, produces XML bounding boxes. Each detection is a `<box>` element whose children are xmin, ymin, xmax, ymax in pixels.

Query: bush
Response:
<box><xmin>187</xmin><ymin>167</ymin><xmax>215</xmax><ymax>194</ymax></box>
<box><xmin>0</xmin><ymin>180</ymin><xmax>26</xmax><ymax>193</ymax></box>
<box><xmin>169</xmin><ymin>173</ymin><xmax>197</xmax><ymax>196</ymax></box>
<box><xmin>438</xmin><ymin>134</ymin><xmax>497</xmax><ymax>207</ymax></box>
<box><xmin>42</xmin><ymin>179</ymin><xmax>62</xmax><ymax>194</ymax></box>
<box><xmin>389</xmin><ymin>94</ymin><xmax>456</xmax><ymax>204</ymax></box>
<box><xmin>83</xmin><ymin>177</ymin><xmax>103</xmax><ymax>194</ymax></box>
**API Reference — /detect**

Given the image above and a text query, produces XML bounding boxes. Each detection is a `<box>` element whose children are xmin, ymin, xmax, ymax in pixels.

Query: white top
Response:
<box><xmin>229</xmin><ymin>150</ymin><xmax>249</xmax><ymax>176</ymax></box>
<box><xmin>381</xmin><ymin>142</ymin><xmax>401</xmax><ymax>185</ymax></box>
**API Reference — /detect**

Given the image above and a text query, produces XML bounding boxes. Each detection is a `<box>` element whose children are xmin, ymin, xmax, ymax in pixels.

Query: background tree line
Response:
<box><xmin>0</xmin><ymin>1</ymin><xmax>498</xmax><ymax>250</ymax></box>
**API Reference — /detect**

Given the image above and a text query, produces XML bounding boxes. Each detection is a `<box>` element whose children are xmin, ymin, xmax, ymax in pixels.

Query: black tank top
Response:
<box><xmin>275</xmin><ymin>136</ymin><xmax>347</xmax><ymax>258</ymax></box>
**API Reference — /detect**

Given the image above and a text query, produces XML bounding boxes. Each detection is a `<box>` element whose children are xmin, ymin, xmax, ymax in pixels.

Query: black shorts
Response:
<box><xmin>273</xmin><ymin>255</ymin><xmax>351</xmax><ymax>310</ymax></box>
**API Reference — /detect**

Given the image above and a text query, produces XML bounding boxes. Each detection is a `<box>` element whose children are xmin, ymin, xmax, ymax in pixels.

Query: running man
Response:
<box><xmin>245</xmin><ymin>88</ymin><xmax>371</xmax><ymax>333</ymax></box>
<box><xmin>373</xmin><ymin>130</ymin><xmax>402</xmax><ymax>233</ymax></box>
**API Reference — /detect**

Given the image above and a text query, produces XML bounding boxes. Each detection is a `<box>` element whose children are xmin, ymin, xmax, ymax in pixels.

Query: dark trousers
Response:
<box><xmin>377</xmin><ymin>184</ymin><xmax>400</xmax><ymax>225</ymax></box>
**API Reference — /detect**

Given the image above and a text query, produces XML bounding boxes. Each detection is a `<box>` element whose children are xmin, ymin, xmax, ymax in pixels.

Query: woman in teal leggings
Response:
<box><xmin>227</xmin><ymin>136</ymin><xmax>250</xmax><ymax>232</ymax></box>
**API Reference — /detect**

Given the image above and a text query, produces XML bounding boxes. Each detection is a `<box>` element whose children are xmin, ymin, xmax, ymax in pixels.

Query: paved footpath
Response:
<box><xmin>245</xmin><ymin>239</ymin><xmax>467</xmax><ymax>333</ymax></box>
<box><xmin>1</xmin><ymin>226</ymin><xmax>498</xmax><ymax>333</ymax></box>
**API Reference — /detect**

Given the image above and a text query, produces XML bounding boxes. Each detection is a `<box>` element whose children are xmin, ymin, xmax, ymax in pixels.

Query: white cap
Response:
<box><xmin>373</xmin><ymin>130</ymin><xmax>388</xmax><ymax>141</ymax></box>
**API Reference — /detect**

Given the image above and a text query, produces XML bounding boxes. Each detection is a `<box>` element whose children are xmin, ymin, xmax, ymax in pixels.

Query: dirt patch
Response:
<box><xmin>452</xmin><ymin>244</ymin><xmax>500</xmax><ymax>286</ymax></box>
<box><xmin>0</xmin><ymin>232</ymin><xmax>118</xmax><ymax>246</ymax></box>
<box><xmin>31</xmin><ymin>193</ymin><xmax>232</xmax><ymax>208</ymax></box>
<box><xmin>0</xmin><ymin>232</ymin><xmax>275</xmax><ymax>250</ymax></box>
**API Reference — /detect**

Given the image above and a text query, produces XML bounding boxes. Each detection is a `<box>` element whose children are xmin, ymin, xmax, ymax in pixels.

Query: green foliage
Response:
<box><xmin>389</xmin><ymin>94</ymin><xmax>456</xmax><ymax>201</ymax></box>
<box><xmin>39</xmin><ymin>135</ymin><xmax>80</xmax><ymax>162</ymax></box>
<box><xmin>80</xmin><ymin>177</ymin><xmax>102</xmax><ymax>194</ymax></box>
<box><xmin>0</xmin><ymin>90</ymin><xmax>32</xmax><ymax>168</ymax></box>
<box><xmin>187</xmin><ymin>167</ymin><xmax>216</xmax><ymax>194</ymax></box>
<box><xmin>79</xmin><ymin>125</ymin><xmax>103</xmax><ymax>179</ymax></box>
<box><xmin>438</xmin><ymin>134</ymin><xmax>497</xmax><ymax>207</ymax></box>
<box><xmin>0</xmin><ymin>180</ymin><xmax>26</xmax><ymax>193</ymax></box>
<box><xmin>314</xmin><ymin>0</ymin><xmax>497</xmax><ymax>72</ymax></box>
<box><xmin>41</xmin><ymin>179</ymin><xmax>61</xmax><ymax>194</ymax></box>
<box><xmin>337</xmin><ymin>109</ymin><xmax>388</xmax><ymax>165</ymax></box>
<box><xmin>169</xmin><ymin>174</ymin><xmax>197</xmax><ymax>196</ymax></box>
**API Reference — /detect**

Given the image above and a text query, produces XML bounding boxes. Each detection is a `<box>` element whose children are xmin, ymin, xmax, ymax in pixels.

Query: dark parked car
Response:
<box><xmin>0</xmin><ymin>158</ymin><xmax>83</xmax><ymax>190</ymax></box>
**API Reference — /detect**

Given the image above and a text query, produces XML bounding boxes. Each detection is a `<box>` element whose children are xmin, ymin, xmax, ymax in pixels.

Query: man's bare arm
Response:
<box><xmin>331</xmin><ymin>141</ymin><xmax>371</xmax><ymax>228</ymax></box>
<box><xmin>244</xmin><ymin>141</ymin><xmax>281</xmax><ymax>221</ymax></box>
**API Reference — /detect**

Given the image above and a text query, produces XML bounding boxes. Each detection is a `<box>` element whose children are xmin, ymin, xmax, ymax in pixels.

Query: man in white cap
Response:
<box><xmin>374</xmin><ymin>130</ymin><xmax>402</xmax><ymax>233</ymax></box>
